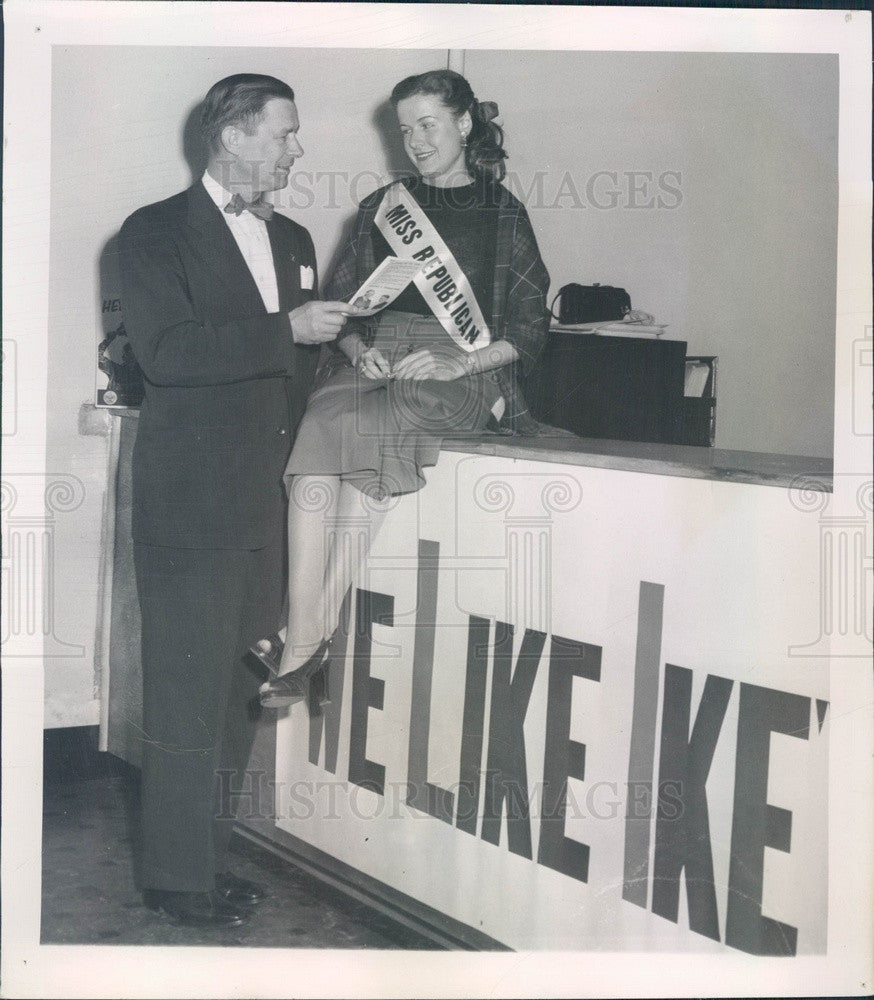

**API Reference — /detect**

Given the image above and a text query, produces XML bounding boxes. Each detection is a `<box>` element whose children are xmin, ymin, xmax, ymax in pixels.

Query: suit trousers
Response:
<box><xmin>134</xmin><ymin>539</ymin><xmax>282</xmax><ymax>892</ymax></box>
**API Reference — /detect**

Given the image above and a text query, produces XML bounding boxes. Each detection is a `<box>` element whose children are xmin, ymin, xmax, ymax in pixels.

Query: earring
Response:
<box><xmin>460</xmin><ymin>133</ymin><xmax>468</xmax><ymax>148</ymax></box>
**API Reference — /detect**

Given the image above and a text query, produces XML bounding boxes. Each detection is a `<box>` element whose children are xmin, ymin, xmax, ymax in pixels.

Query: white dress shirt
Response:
<box><xmin>201</xmin><ymin>171</ymin><xmax>280</xmax><ymax>313</ymax></box>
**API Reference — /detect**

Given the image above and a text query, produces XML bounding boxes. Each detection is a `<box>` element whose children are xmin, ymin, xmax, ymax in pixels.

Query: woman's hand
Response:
<box><xmin>356</xmin><ymin>347</ymin><xmax>392</xmax><ymax>379</ymax></box>
<box><xmin>391</xmin><ymin>349</ymin><xmax>468</xmax><ymax>381</ymax></box>
<box><xmin>338</xmin><ymin>332</ymin><xmax>390</xmax><ymax>378</ymax></box>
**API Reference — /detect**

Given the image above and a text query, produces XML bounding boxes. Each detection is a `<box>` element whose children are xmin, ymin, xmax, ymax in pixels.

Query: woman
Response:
<box><xmin>257</xmin><ymin>69</ymin><xmax>550</xmax><ymax>709</ymax></box>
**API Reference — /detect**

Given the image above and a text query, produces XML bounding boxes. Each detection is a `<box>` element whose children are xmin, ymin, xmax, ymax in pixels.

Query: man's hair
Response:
<box><xmin>200</xmin><ymin>74</ymin><xmax>295</xmax><ymax>156</ymax></box>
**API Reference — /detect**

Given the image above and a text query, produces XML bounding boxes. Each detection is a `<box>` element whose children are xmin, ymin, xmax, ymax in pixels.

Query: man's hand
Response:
<box><xmin>289</xmin><ymin>302</ymin><xmax>361</xmax><ymax>345</ymax></box>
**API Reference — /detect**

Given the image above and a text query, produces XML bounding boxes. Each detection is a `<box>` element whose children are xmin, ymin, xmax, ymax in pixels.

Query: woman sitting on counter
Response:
<box><xmin>256</xmin><ymin>68</ymin><xmax>551</xmax><ymax>708</ymax></box>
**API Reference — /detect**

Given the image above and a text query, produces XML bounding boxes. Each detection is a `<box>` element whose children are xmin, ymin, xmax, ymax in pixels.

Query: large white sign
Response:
<box><xmin>275</xmin><ymin>452</ymin><xmax>837</xmax><ymax>954</ymax></box>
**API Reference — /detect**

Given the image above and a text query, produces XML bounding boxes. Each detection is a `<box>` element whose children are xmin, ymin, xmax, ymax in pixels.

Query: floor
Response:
<box><xmin>40</xmin><ymin>729</ymin><xmax>440</xmax><ymax>949</ymax></box>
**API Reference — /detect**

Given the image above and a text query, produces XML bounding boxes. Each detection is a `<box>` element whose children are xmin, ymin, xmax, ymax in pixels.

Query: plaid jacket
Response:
<box><xmin>324</xmin><ymin>176</ymin><xmax>550</xmax><ymax>434</ymax></box>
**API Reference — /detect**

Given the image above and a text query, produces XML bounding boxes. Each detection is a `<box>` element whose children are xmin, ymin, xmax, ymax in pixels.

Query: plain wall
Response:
<box><xmin>466</xmin><ymin>49</ymin><xmax>838</xmax><ymax>457</ymax></box>
<box><xmin>46</xmin><ymin>46</ymin><xmax>838</xmax><ymax>727</ymax></box>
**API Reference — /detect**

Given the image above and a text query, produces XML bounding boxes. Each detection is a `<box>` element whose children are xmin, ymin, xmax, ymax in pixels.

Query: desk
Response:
<box><xmin>530</xmin><ymin>328</ymin><xmax>687</xmax><ymax>444</ymax></box>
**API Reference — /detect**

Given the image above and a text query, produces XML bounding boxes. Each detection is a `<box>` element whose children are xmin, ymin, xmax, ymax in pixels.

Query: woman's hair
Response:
<box><xmin>200</xmin><ymin>74</ymin><xmax>296</xmax><ymax>156</ymax></box>
<box><xmin>390</xmin><ymin>69</ymin><xmax>508</xmax><ymax>182</ymax></box>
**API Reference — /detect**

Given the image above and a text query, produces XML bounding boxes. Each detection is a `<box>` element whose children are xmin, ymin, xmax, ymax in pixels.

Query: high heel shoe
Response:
<box><xmin>248</xmin><ymin>632</ymin><xmax>284</xmax><ymax>677</ymax></box>
<box><xmin>258</xmin><ymin>638</ymin><xmax>330</xmax><ymax>709</ymax></box>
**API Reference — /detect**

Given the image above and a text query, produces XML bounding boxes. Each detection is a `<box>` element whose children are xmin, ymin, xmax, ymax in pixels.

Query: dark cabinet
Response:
<box><xmin>529</xmin><ymin>330</ymin><xmax>688</xmax><ymax>445</ymax></box>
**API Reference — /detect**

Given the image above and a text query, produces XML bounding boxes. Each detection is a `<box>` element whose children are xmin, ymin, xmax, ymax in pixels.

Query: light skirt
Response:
<box><xmin>284</xmin><ymin>310</ymin><xmax>501</xmax><ymax>498</ymax></box>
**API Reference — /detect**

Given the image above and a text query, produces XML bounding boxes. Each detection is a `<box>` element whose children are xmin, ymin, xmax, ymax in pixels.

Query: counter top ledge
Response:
<box><xmin>443</xmin><ymin>431</ymin><xmax>833</xmax><ymax>491</ymax></box>
<box><xmin>108</xmin><ymin>409</ymin><xmax>832</xmax><ymax>492</ymax></box>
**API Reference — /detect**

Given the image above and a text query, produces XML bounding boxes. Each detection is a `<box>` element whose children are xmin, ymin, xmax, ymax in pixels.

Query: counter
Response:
<box><xmin>103</xmin><ymin>411</ymin><xmax>834</xmax><ymax>953</ymax></box>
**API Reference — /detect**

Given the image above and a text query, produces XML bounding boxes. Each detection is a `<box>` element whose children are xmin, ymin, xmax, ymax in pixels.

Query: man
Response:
<box><xmin>119</xmin><ymin>74</ymin><xmax>353</xmax><ymax>928</ymax></box>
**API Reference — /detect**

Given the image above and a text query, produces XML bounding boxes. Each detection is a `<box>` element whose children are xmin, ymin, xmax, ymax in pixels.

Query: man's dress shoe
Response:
<box><xmin>215</xmin><ymin>872</ymin><xmax>267</xmax><ymax>906</ymax></box>
<box><xmin>143</xmin><ymin>888</ymin><xmax>248</xmax><ymax>927</ymax></box>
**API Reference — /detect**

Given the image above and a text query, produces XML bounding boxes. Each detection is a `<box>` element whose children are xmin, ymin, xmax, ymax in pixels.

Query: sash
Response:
<box><xmin>374</xmin><ymin>183</ymin><xmax>492</xmax><ymax>352</ymax></box>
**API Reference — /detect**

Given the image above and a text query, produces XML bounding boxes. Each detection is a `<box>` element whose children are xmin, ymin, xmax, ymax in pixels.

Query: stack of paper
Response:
<box><xmin>684</xmin><ymin>361</ymin><xmax>711</xmax><ymax>397</ymax></box>
<box><xmin>590</xmin><ymin>322</ymin><xmax>668</xmax><ymax>336</ymax></box>
<box><xmin>553</xmin><ymin>321</ymin><xmax>670</xmax><ymax>338</ymax></box>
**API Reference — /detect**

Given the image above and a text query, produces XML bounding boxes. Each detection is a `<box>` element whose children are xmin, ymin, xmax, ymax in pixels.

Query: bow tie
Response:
<box><xmin>224</xmin><ymin>192</ymin><xmax>274</xmax><ymax>221</ymax></box>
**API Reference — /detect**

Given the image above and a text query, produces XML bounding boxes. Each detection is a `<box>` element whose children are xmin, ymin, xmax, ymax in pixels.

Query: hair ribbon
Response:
<box><xmin>477</xmin><ymin>100</ymin><xmax>500</xmax><ymax>122</ymax></box>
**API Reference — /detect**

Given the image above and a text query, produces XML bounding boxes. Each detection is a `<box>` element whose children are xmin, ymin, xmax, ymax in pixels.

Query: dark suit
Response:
<box><xmin>119</xmin><ymin>180</ymin><xmax>318</xmax><ymax>891</ymax></box>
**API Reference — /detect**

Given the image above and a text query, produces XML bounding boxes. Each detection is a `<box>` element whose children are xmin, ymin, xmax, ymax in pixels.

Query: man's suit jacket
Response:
<box><xmin>118</xmin><ymin>180</ymin><xmax>319</xmax><ymax>549</ymax></box>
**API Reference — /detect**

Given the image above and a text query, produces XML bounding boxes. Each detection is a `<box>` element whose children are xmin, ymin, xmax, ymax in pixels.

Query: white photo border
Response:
<box><xmin>2</xmin><ymin>2</ymin><xmax>871</xmax><ymax>998</ymax></box>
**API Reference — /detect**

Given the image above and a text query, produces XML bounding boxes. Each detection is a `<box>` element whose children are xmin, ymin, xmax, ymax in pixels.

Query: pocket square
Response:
<box><xmin>300</xmin><ymin>265</ymin><xmax>315</xmax><ymax>290</ymax></box>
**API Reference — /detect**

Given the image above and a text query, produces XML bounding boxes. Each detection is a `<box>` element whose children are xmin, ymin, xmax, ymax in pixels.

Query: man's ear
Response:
<box><xmin>220</xmin><ymin>124</ymin><xmax>242</xmax><ymax>155</ymax></box>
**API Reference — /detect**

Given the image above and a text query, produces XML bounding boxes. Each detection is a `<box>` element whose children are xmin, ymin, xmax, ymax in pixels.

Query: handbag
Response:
<box><xmin>550</xmin><ymin>283</ymin><xmax>632</xmax><ymax>325</ymax></box>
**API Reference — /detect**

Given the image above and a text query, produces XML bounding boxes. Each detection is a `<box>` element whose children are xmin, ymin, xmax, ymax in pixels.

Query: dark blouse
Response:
<box><xmin>370</xmin><ymin>176</ymin><xmax>499</xmax><ymax>325</ymax></box>
<box><xmin>325</xmin><ymin>175</ymin><xmax>550</xmax><ymax>432</ymax></box>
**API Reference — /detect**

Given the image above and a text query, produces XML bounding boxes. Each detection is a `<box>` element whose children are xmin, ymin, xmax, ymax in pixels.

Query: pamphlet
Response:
<box><xmin>346</xmin><ymin>257</ymin><xmax>425</xmax><ymax>316</ymax></box>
